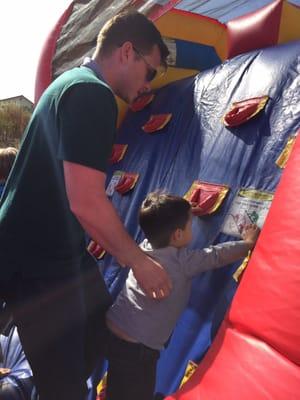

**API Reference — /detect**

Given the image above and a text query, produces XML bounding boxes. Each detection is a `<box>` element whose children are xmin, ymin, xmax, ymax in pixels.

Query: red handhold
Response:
<box><xmin>131</xmin><ymin>93</ymin><xmax>154</xmax><ymax>112</ymax></box>
<box><xmin>224</xmin><ymin>96</ymin><xmax>268</xmax><ymax>127</ymax></box>
<box><xmin>142</xmin><ymin>114</ymin><xmax>172</xmax><ymax>133</ymax></box>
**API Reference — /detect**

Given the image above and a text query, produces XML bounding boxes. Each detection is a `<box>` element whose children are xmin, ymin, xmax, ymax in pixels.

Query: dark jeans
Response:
<box><xmin>0</xmin><ymin>252</ymin><xmax>112</xmax><ymax>400</ymax></box>
<box><xmin>104</xmin><ymin>329</ymin><xmax>160</xmax><ymax>400</ymax></box>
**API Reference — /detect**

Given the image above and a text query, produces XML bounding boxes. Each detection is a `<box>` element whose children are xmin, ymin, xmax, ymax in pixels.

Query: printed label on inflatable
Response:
<box><xmin>109</xmin><ymin>144</ymin><xmax>128</xmax><ymax>164</ymax></box>
<box><xmin>142</xmin><ymin>113</ymin><xmax>172</xmax><ymax>133</ymax></box>
<box><xmin>184</xmin><ymin>181</ymin><xmax>229</xmax><ymax>216</ymax></box>
<box><xmin>222</xmin><ymin>188</ymin><xmax>273</xmax><ymax>237</ymax></box>
<box><xmin>223</xmin><ymin>95</ymin><xmax>269</xmax><ymax>127</ymax></box>
<box><xmin>131</xmin><ymin>93</ymin><xmax>155</xmax><ymax>112</ymax></box>
<box><xmin>276</xmin><ymin>135</ymin><xmax>297</xmax><ymax>169</ymax></box>
<box><xmin>106</xmin><ymin>171</ymin><xmax>124</xmax><ymax>197</ymax></box>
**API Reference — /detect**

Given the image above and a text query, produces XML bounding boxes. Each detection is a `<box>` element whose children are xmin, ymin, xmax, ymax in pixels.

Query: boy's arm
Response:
<box><xmin>182</xmin><ymin>225</ymin><xmax>260</xmax><ymax>278</ymax></box>
<box><xmin>181</xmin><ymin>241</ymin><xmax>251</xmax><ymax>278</ymax></box>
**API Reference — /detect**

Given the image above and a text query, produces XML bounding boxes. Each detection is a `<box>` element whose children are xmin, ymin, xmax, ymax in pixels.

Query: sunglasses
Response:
<box><xmin>133</xmin><ymin>46</ymin><xmax>158</xmax><ymax>82</ymax></box>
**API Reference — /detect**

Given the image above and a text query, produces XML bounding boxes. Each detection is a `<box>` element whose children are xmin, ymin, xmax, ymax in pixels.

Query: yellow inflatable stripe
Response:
<box><xmin>233</xmin><ymin>252</ymin><xmax>251</xmax><ymax>282</ymax></box>
<box><xmin>152</xmin><ymin>66</ymin><xmax>198</xmax><ymax>89</ymax></box>
<box><xmin>180</xmin><ymin>360</ymin><xmax>198</xmax><ymax>388</ymax></box>
<box><xmin>278</xmin><ymin>1</ymin><xmax>300</xmax><ymax>44</ymax></box>
<box><xmin>276</xmin><ymin>136</ymin><xmax>296</xmax><ymax>169</ymax></box>
<box><xmin>155</xmin><ymin>10</ymin><xmax>227</xmax><ymax>60</ymax></box>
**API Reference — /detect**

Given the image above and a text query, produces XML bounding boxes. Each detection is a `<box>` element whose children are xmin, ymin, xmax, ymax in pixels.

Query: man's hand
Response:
<box><xmin>242</xmin><ymin>224</ymin><xmax>260</xmax><ymax>249</ymax></box>
<box><xmin>131</xmin><ymin>254</ymin><xmax>172</xmax><ymax>300</ymax></box>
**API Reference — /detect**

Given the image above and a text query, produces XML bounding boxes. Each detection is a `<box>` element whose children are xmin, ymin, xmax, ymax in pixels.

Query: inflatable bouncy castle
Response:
<box><xmin>4</xmin><ymin>1</ymin><xmax>298</xmax><ymax>399</ymax></box>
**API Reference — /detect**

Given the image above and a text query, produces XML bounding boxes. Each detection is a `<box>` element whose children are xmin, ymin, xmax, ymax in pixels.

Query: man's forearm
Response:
<box><xmin>63</xmin><ymin>160</ymin><xmax>144</xmax><ymax>267</ymax></box>
<box><xmin>63</xmin><ymin>162</ymin><xmax>172</xmax><ymax>298</ymax></box>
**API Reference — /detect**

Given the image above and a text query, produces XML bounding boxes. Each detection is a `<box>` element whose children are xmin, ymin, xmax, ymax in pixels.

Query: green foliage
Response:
<box><xmin>0</xmin><ymin>103</ymin><xmax>32</xmax><ymax>147</ymax></box>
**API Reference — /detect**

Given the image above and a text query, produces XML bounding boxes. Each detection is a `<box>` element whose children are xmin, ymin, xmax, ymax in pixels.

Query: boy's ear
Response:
<box><xmin>170</xmin><ymin>228</ymin><xmax>182</xmax><ymax>245</ymax></box>
<box><xmin>173</xmin><ymin>228</ymin><xmax>182</xmax><ymax>241</ymax></box>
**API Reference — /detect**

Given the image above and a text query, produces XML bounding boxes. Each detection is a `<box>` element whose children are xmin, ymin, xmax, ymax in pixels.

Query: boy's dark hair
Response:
<box><xmin>0</xmin><ymin>147</ymin><xmax>18</xmax><ymax>181</ymax></box>
<box><xmin>97</xmin><ymin>10</ymin><xmax>169</xmax><ymax>68</ymax></box>
<box><xmin>139</xmin><ymin>192</ymin><xmax>191</xmax><ymax>248</ymax></box>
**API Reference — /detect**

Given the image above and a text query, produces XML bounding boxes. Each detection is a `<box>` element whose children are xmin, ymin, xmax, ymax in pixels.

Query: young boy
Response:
<box><xmin>105</xmin><ymin>192</ymin><xmax>260</xmax><ymax>400</ymax></box>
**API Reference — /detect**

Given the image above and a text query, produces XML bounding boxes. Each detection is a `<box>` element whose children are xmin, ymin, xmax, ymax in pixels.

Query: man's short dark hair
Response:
<box><xmin>97</xmin><ymin>10</ymin><xmax>169</xmax><ymax>68</ymax></box>
<box><xmin>139</xmin><ymin>192</ymin><xmax>191</xmax><ymax>248</ymax></box>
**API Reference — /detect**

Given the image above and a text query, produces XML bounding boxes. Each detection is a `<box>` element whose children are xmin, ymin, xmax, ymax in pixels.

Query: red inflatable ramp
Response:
<box><xmin>166</xmin><ymin>133</ymin><xmax>300</xmax><ymax>399</ymax></box>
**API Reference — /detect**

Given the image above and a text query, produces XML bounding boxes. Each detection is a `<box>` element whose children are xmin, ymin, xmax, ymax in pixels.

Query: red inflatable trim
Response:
<box><xmin>227</xmin><ymin>0</ymin><xmax>282</xmax><ymax>59</ymax></box>
<box><xmin>34</xmin><ymin>2</ymin><xmax>75</xmax><ymax>103</ymax></box>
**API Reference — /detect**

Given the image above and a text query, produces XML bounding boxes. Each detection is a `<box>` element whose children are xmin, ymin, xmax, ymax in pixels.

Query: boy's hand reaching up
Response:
<box><xmin>242</xmin><ymin>224</ymin><xmax>260</xmax><ymax>249</ymax></box>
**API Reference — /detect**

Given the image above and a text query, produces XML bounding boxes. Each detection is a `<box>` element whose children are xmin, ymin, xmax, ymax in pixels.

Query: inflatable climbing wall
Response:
<box><xmin>32</xmin><ymin>1</ymin><xmax>300</xmax><ymax>398</ymax></box>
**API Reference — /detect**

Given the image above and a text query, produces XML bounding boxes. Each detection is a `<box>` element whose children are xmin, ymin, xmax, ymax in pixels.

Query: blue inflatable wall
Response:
<box><xmin>99</xmin><ymin>40</ymin><xmax>300</xmax><ymax>396</ymax></box>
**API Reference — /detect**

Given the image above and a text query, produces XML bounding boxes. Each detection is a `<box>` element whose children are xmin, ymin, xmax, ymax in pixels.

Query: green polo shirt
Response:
<box><xmin>0</xmin><ymin>66</ymin><xmax>117</xmax><ymax>279</ymax></box>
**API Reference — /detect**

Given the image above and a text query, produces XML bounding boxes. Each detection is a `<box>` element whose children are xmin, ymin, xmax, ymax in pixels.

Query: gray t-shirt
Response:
<box><xmin>106</xmin><ymin>239</ymin><xmax>251</xmax><ymax>350</ymax></box>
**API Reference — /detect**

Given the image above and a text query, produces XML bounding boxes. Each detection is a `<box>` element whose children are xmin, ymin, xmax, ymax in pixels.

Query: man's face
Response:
<box><xmin>117</xmin><ymin>43</ymin><xmax>162</xmax><ymax>104</ymax></box>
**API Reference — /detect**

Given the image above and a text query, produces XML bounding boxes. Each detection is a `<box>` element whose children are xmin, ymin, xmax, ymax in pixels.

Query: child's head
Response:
<box><xmin>139</xmin><ymin>192</ymin><xmax>192</xmax><ymax>249</ymax></box>
<box><xmin>0</xmin><ymin>147</ymin><xmax>18</xmax><ymax>182</ymax></box>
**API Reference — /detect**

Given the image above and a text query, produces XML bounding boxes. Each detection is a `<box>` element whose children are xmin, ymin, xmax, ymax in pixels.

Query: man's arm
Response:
<box><xmin>63</xmin><ymin>161</ymin><xmax>172</xmax><ymax>299</ymax></box>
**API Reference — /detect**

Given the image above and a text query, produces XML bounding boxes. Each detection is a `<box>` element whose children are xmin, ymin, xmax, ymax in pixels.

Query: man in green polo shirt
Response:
<box><xmin>0</xmin><ymin>11</ymin><xmax>170</xmax><ymax>400</ymax></box>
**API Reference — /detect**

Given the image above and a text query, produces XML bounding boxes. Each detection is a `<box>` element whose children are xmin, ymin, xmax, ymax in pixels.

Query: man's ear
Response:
<box><xmin>120</xmin><ymin>41</ymin><xmax>133</xmax><ymax>64</ymax></box>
